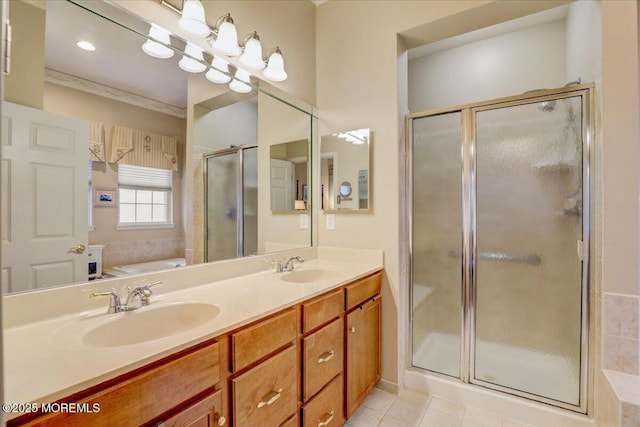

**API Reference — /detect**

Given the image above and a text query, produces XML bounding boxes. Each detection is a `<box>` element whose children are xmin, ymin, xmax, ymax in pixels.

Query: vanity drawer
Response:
<box><xmin>345</xmin><ymin>272</ymin><xmax>381</xmax><ymax>311</ymax></box>
<box><xmin>231</xmin><ymin>308</ymin><xmax>297</xmax><ymax>372</ymax></box>
<box><xmin>232</xmin><ymin>345</ymin><xmax>298</xmax><ymax>427</ymax></box>
<box><xmin>153</xmin><ymin>388</ymin><xmax>223</xmax><ymax>427</ymax></box>
<box><xmin>302</xmin><ymin>288</ymin><xmax>343</xmax><ymax>333</ymax></box>
<box><xmin>16</xmin><ymin>340</ymin><xmax>220</xmax><ymax>427</ymax></box>
<box><xmin>303</xmin><ymin>318</ymin><xmax>343</xmax><ymax>401</ymax></box>
<box><xmin>302</xmin><ymin>373</ymin><xmax>344</xmax><ymax>427</ymax></box>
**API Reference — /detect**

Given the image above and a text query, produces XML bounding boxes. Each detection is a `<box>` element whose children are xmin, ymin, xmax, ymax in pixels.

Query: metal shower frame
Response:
<box><xmin>404</xmin><ymin>83</ymin><xmax>594</xmax><ymax>414</ymax></box>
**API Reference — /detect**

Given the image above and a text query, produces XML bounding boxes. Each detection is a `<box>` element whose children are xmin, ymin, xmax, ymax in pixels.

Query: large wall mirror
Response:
<box><xmin>320</xmin><ymin>129</ymin><xmax>370</xmax><ymax>212</ymax></box>
<box><xmin>1</xmin><ymin>0</ymin><xmax>314</xmax><ymax>294</ymax></box>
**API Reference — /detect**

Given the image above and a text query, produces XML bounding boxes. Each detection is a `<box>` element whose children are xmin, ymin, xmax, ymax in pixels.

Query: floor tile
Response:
<box><xmin>363</xmin><ymin>387</ymin><xmax>398</xmax><ymax>413</ymax></box>
<box><xmin>427</xmin><ymin>396</ymin><xmax>466</xmax><ymax>418</ymax></box>
<box><xmin>462</xmin><ymin>407</ymin><xmax>502</xmax><ymax>427</ymax></box>
<box><xmin>399</xmin><ymin>389</ymin><xmax>432</xmax><ymax>406</ymax></box>
<box><xmin>501</xmin><ymin>419</ymin><xmax>525</xmax><ymax>427</ymax></box>
<box><xmin>386</xmin><ymin>396</ymin><xmax>429</xmax><ymax>425</ymax></box>
<box><xmin>347</xmin><ymin>404</ymin><xmax>385</xmax><ymax>427</ymax></box>
<box><xmin>420</xmin><ymin>409</ymin><xmax>463</xmax><ymax>427</ymax></box>
<box><xmin>378</xmin><ymin>414</ymin><xmax>416</xmax><ymax>427</ymax></box>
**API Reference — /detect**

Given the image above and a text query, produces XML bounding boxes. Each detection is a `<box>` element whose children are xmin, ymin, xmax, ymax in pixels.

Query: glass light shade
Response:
<box><xmin>179</xmin><ymin>43</ymin><xmax>206</xmax><ymax>73</ymax></box>
<box><xmin>229</xmin><ymin>69</ymin><xmax>252</xmax><ymax>93</ymax></box>
<box><xmin>178</xmin><ymin>0</ymin><xmax>210</xmax><ymax>38</ymax></box>
<box><xmin>142</xmin><ymin>25</ymin><xmax>173</xmax><ymax>59</ymax></box>
<box><xmin>205</xmin><ymin>56</ymin><xmax>231</xmax><ymax>84</ymax></box>
<box><xmin>263</xmin><ymin>51</ymin><xmax>287</xmax><ymax>82</ymax></box>
<box><xmin>239</xmin><ymin>37</ymin><xmax>265</xmax><ymax>70</ymax></box>
<box><xmin>212</xmin><ymin>21</ymin><xmax>241</xmax><ymax>57</ymax></box>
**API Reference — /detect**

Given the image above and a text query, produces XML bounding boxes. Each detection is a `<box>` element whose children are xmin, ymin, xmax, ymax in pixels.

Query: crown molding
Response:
<box><xmin>44</xmin><ymin>68</ymin><xmax>187</xmax><ymax>119</ymax></box>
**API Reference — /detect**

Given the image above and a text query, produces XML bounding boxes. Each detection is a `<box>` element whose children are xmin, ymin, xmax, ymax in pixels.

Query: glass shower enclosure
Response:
<box><xmin>205</xmin><ymin>145</ymin><xmax>258</xmax><ymax>262</ymax></box>
<box><xmin>409</xmin><ymin>86</ymin><xmax>591</xmax><ymax>412</ymax></box>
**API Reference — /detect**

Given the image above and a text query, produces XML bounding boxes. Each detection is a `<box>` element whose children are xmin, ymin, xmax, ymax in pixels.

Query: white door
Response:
<box><xmin>2</xmin><ymin>102</ymin><xmax>89</xmax><ymax>293</ymax></box>
<box><xmin>270</xmin><ymin>158</ymin><xmax>293</xmax><ymax>211</ymax></box>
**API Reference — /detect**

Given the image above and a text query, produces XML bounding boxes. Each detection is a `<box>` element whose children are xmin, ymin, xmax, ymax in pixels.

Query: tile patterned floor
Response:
<box><xmin>344</xmin><ymin>388</ymin><xmax>538</xmax><ymax>427</ymax></box>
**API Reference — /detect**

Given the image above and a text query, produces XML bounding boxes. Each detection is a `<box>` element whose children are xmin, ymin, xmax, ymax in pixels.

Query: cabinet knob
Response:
<box><xmin>350</xmin><ymin>326</ymin><xmax>356</xmax><ymax>333</ymax></box>
<box><xmin>217</xmin><ymin>415</ymin><xmax>227</xmax><ymax>426</ymax></box>
<box><xmin>318</xmin><ymin>410</ymin><xmax>335</xmax><ymax>427</ymax></box>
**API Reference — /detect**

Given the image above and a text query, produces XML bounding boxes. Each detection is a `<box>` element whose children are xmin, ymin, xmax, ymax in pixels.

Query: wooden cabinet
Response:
<box><xmin>231</xmin><ymin>308</ymin><xmax>297</xmax><ymax>372</ymax></box>
<box><xmin>345</xmin><ymin>294</ymin><xmax>381</xmax><ymax>419</ymax></box>
<box><xmin>11</xmin><ymin>340</ymin><xmax>224</xmax><ymax>427</ymax></box>
<box><xmin>11</xmin><ymin>270</ymin><xmax>383</xmax><ymax>427</ymax></box>
<box><xmin>301</xmin><ymin>373</ymin><xmax>343</xmax><ymax>427</ymax></box>
<box><xmin>231</xmin><ymin>345</ymin><xmax>298</xmax><ymax>427</ymax></box>
<box><xmin>154</xmin><ymin>389</ymin><xmax>224</xmax><ymax>427</ymax></box>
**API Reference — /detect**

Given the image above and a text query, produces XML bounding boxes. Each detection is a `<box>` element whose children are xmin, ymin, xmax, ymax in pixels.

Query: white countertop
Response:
<box><xmin>3</xmin><ymin>253</ymin><xmax>382</xmax><ymax>415</ymax></box>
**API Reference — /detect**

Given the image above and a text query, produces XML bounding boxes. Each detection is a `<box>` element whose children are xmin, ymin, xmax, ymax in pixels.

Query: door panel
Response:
<box><xmin>472</xmin><ymin>96</ymin><xmax>584</xmax><ymax>405</ymax></box>
<box><xmin>2</xmin><ymin>102</ymin><xmax>89</xmax><ymax>292</ymax></box>
<box><xmin>411</xmin><ymin>112</ymin><xmax>463</xmax><ymax>378</ymax></box>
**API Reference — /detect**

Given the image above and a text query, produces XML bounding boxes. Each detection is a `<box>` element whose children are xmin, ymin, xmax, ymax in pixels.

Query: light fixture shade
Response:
<box><xmin>229</xmin><ymin>69</ymin><xmax>252</xmax><ymax>93</ymax></box>
<box><xmin>179</xmin><ymin>43</ymin><xmax>207</xmax><ymax>73</ymax></box>
<box><xmin>142</xmin><ymin>24</ymin><xmax>174</xmax><ymax>59</ymax></box>
<box><xmin>206</xmin><ymin>56</ymin><xmax>231</xmax><ymax>84</ymax></box>
<box><xmin>212</xmin><ymin>21</ymin><xmax>241</xmax><ymax>57</ymax></box>
<box><xmin>239</xmin><ymin>35</ymin><xmax>265</xmax><ymax>70</ymax></box>
<box><xmin>263</xmin><ymin>49</ymin><xmax>287</xmax><ymax>82</ymax></box>
<box><xmin>178</xmin><ymin>0</ymin><xmax>210</xmax><ymax>38</ymax></box>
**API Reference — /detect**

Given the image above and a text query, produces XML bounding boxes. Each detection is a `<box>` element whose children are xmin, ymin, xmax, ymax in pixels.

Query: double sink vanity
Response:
<box><xmin>3</xmin><ymin>248</ymin><xmax>383</xmax><ymax>426</ymax></box>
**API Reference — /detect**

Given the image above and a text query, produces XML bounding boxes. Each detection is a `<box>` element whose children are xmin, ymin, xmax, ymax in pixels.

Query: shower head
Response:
<box><xmin>538</xmin><ymin>100</ymin><xmax>556</xmax><ymax>112</ymax></box>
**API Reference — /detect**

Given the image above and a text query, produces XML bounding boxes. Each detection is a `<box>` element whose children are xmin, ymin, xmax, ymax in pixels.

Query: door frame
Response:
<box><xmin>404</xmin><ymin>83</ymin><xmax>594</xmax><ymax>413</ymax></box>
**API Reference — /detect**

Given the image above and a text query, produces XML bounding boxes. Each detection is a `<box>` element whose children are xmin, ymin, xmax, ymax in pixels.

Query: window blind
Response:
<box><xmin>118</xmin><ymin>164</ymin><xmax>172</xmax><ymax>190</ymax></box>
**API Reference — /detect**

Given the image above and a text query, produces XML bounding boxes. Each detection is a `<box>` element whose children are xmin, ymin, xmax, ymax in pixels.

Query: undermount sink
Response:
<box><xmin>82</xmin><ymin>302</ymin><xmax>220</xmax><ymax>348</ymax></box>
<box><xmin>280</xmin><ymin>268</ymin><xmax>341</xmax><ymax>283</ymax></box>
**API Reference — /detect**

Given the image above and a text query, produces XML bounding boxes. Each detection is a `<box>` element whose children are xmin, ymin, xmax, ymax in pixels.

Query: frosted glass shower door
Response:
<box><xmin>206</xmin><ymin>152</ymin><xmax>239</xmax><ymax>262</ymax></box>
<box><xmin>472</xmin><ymin>96</ymin><xmax>584</xmax><ymax>406</ymax></box>
<box><xmin>411</xmin><ymin>112</ymin><xmax>463</xmax><ymax>378</ymax></box>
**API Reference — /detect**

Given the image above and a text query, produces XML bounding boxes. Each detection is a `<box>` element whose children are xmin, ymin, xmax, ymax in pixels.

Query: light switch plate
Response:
<box><xmin>299</xmin><ymin>214</ymin><xmax>309</xmax><ymax>229</ymax></box>
<box><xmin>326</xmin><ymin>214</ymin><xmax>336</xmax><ymax>230</ymax></box>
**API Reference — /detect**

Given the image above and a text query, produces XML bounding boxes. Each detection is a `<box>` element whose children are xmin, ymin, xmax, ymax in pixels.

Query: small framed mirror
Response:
<box><xmin>321</xmin><ymin>129</ymin><xmax>370</xmax><ymax>212</ymax></box>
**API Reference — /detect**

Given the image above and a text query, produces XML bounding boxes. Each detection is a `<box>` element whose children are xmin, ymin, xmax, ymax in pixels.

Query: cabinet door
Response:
<box><xmin>345</xmin><ymin>296</ymin><xmax>381</xmax><ymax>419</ymax></box>
<box><xmin>154</xmin><ymin>389</ymin><xmax>224</xmax><ymax>427</ymax></box>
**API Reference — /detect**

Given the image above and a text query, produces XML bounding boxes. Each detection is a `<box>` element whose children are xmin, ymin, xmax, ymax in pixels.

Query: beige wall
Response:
<box><xmin>316</xmin><ymin>0</ymin><xmax>576</xmax><ymax>386</ymax></box>
<box><xmin>601</xmin><ymin>1</ymin><xmax>640</xmax><ymax>297</ymax></box>
<box><xmin>5</xmin><ymin>0</ymin><xmax>45</xmax><ymax>109</ymax></box>
<box><xmin>43</xmin><ymin>82</ymin><xmax>186</xmax><ymax>248</ymax></box>
<box><xmin>257</xmin><ymin>92</ymin><xmax>311</xmax><ymax>253</ymax></box>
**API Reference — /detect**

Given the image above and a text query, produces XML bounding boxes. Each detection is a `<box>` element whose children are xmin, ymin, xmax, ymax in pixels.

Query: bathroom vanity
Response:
<box><xmin>3</xmin><ymin>250</ymin><xmax>382</xmax><ymax>427</ymax></box>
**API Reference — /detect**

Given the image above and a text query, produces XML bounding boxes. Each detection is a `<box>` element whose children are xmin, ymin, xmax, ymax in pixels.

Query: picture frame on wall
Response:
<box><xmin>94</xmin><ymin>188</ymin><xmax>117</xmax><ymax>207</ymax></box>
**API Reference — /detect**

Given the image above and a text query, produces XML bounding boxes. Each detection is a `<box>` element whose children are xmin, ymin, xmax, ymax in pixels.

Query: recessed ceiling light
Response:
<box><xmin>76</xmin><ymin>41</ymin><xmax>96</xmax><ymax>51</ymax></box>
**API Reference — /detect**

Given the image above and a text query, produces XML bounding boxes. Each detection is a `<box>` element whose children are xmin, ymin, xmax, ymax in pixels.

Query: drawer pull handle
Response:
<box><xmin>257</xmin><ymin>388</ymin><xmax>283</xmax><ymax>408</ymax></box>
<box><xmin>318</xmin><ymin>410</ymin><xmax>335</xmax><ymax>427</ymax></box>
<box><xmin>317</xmin><ymin>350</ymin><xmax>335</xmax><ymax>364</ymax></box>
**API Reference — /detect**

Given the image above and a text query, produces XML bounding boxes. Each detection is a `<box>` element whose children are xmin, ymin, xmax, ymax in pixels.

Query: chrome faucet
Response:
<box><xmin>276</xmin><ymin>256</ymin><xmax>304</xmax><ymax>272</ymax></box>
<box><xmin>90</xmin><ymin>281</ymin><xmax>162</xmax><ymax>313</ymax></box>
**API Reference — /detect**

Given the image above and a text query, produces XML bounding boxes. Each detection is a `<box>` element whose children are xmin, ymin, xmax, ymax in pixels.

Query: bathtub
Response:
<box><xmin>104</xmin><ymin>258</ymin><xmax>186</xmax><ymax>277</ymax></box>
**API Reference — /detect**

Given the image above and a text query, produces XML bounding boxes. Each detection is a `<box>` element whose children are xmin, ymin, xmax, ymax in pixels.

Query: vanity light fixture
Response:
<box><xmin>76</xmin><ymin>41</ymin><xmax>96</xmax><ymax>51</ymax></box>
<box><xmin>334</xmin><ymin>130</ymin><xmax>369</xmax><ymax>145</ymax></box>
<box><xmin>142</xmin><ymin>24</ymin><xmax>174</xmax><ymax>59</ymax></box>
<box><xmin>263</xmin><ymin>47</ymin><xmax>287</xmax><ymax>82</ymax></box>
<box><xmin>178</xmin><ymin>0</ymin><xmax>210</xmax><ymax>38</ymax></box>
<box><xmin>210</xmin><ymin>13</ymin><xmax>242</xmax><ymax>57</ymax></box>
<box><xmin>179</xmin><ymin>42</ymin><xmax>207</xmax><ymax>73</ymax></box>
<box><xmin>205</xmin><ymin>56</ymin><xmax>232</xmax><ymax>84</ymax></box>
<box><xmin>228</xmin><ymin>68</ymin><xmax>252</xmax><ymax>93</ymax></box>
<box><xmin>239</xmin><ymin>32</ymin><xmax>265</xmax><ymax>70</ymax></box>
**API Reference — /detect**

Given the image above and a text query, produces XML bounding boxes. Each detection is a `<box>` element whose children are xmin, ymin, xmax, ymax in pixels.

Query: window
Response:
<box><xmin>118</xmin><ymin>164</ymin><xmax>173</xmax><ymax>227</ymax></box>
